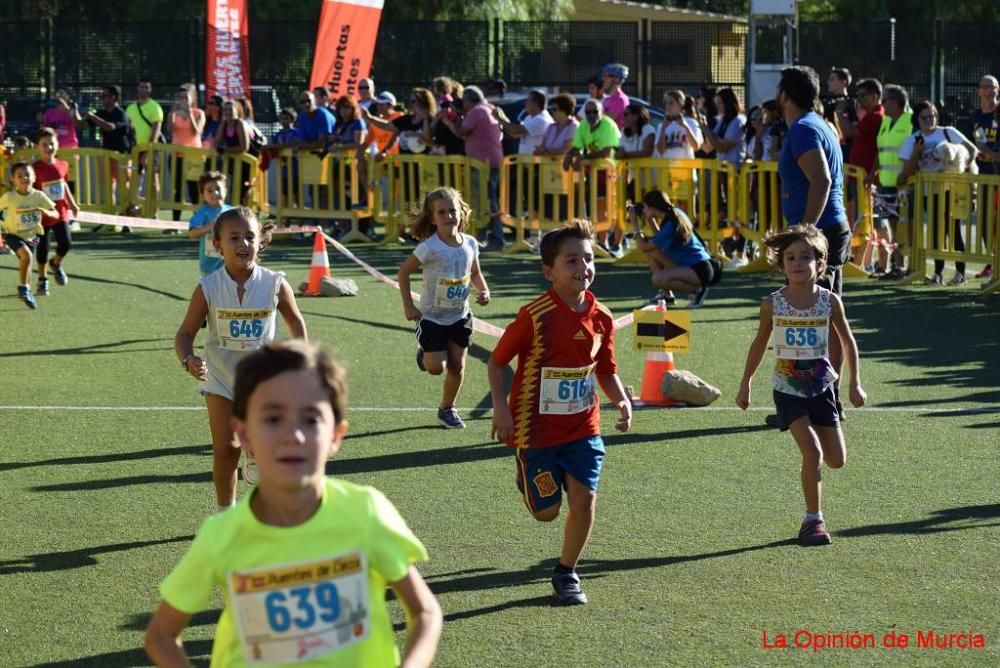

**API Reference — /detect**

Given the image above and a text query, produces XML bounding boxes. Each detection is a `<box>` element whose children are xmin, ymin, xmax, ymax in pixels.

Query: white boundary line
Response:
<box><xmin>0</xmin><ymin>405</ymin><xmax>997</xmax><ymax>414</ymax></box>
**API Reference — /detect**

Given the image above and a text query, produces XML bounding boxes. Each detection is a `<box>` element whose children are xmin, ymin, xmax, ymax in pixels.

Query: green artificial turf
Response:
<box><xmin>0</xmin><ymin>232</ymin><xmax>997</xmax><ymax>667</ymax></box>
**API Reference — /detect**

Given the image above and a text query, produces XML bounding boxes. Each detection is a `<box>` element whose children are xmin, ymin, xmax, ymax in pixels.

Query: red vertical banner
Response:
<box><xmin>206</xmin><ymin>0</ymin><xmax>251</xmax><ymax>100</ymax></box>
<box><xmin>309</xmin><ymin>0</ymin><xmax>384</xmax><ymax>97</ymax></box>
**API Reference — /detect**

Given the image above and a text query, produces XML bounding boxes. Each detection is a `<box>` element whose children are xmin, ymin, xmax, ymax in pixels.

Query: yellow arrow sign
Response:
<box><xmin>633</xmin><ymin>309</ymin><xmax>691</xmax><ymax>353</ymax></box>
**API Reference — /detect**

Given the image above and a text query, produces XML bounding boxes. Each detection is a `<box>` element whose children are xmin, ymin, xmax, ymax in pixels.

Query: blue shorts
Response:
<box><xmin>515</xmin><ymin>435</ymin><xmax>605</xmax><ymax>512</ymax></box>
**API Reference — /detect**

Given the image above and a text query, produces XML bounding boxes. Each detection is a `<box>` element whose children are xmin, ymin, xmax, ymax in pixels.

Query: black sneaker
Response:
<box><xmin>765</xmin><ymin>414</ymin><xmax>779</xmax><ymax>428</ymax></box>
<box><xmin>687</xmin><ymin>286</ymin><xmax>708</xmax><ymax>308</ymax></box>
<box><xmin>416</xmin><ymin>348</ymin><xmax>426</xmax><ymax>372</ymax></box>
<box><xmin>52</xmin><ymin>265</ymin><xmax>68</xmax><ymax>286</ymax></box>
<box><xmin>646</xmin><ymin>290</ymin><xmax>675</xmax><ymax>307</ymax></box>
<box><xmin>551</xmin><ymin>569</ymin><xmax>587</xmax><ymax>605</ymax></box>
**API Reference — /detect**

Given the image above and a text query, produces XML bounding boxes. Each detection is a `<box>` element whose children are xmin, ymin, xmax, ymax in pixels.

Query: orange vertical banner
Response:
<box><xmin>206</xmin><ymin>0</ymin><xmax>251</xmax><ymax>100</ymax></box>
<box><xmin>309</xmin><ymin>0</ymin><xmax>384</xmax><ymax>98</ymax></box>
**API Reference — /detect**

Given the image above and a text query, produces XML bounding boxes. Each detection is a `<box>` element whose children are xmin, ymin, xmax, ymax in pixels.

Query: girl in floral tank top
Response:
<box><xmin>736</xmin><ymin>225</ymin><xmax>866</xmax><ymax>548</ymax></box>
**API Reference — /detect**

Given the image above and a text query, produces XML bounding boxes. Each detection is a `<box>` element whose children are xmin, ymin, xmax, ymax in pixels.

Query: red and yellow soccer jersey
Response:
<box><xmin>491</xmin><ymin>288</ymin><xmax>617</xmax><ymax>449</ymax></box>
<box><xmin>32</xmin><ymin>159</ymin><xmax>71</xmax><ymax>226</ymax></box>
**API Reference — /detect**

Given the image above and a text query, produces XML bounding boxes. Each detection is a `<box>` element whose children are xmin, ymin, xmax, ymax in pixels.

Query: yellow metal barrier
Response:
<box><xmin>564</xmin><ymin>158</ymin><xmax>620</xmax><ymax>258</ymax></box>
<box><xmin>381</xmin><ymin>154</ymin><xmax>490</xmax><ymax>244</ymax></box>
<box><xmin>842</xmin><ymin>164</ymin><xmax>874</xmax><ymax>278</ymax></box>
<box><xmin>61</xmin><ymin>148</ymin><xmax>131</xmax><ymax>214</ymax></box>
<box><xmin>902</xmin><ymin>171</ymin><xmax>1000</xmax><ymax>291</ymax></box>
<box><xmin>617</xmin><ymin>158</ymin><xmax>737</xmax><ymax>263</ymax></box>
<box><xmin>499</xmin><ymin>154</ymin><xmax>574</xmax><ymax>253</ymax></box>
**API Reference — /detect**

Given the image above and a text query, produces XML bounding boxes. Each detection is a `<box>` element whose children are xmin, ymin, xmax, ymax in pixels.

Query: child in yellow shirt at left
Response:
<box><xmin>0</xmin><ymin>161</ymin><xmax>58</xmax><ymax>309</ymax></box>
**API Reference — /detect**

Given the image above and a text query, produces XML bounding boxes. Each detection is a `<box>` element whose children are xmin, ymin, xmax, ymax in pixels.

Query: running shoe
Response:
<box><xmin>18</xmin><ymin>285</ymin><xmax>37</xmax><ymax>310</ymax></box>
<box><xmin>37</xmin><ymin>277</ymin><xmax>50</xmax><ymax>296</ymax></box>
<box><xmin>437</xmin><ymin>406</ymin><xmax>466</xmax><ymax>429</ymax></box>
<box><xmin>242</xmin><ymin>450</ymin><xmax>259</xmax><ymax>485</ymax></box>
<box><xmin>646</xmin><ymin>290</ymin><xmax>675</xmax><ymax>307</ymax></box>
<box><xmin>728</xmin><ymin>256</ymin><xmax>749</xmax><ymax>269</ymax></box>
<box><xmin>798</xmin><ymin>519</ymin><xmax>832</xmax><ymax>546</ymax></box>
<box><xmin>765</xmin><ymin>414</ymin><xmax>779</xmax><ymax>428</ymax></box>
<box><xmin>925</xmin><ymin>273</ymin><xmax>943</xmax><ymax>285</ymax></box>
<box><xmin>53</xmin><ymin>265</ymin><xmax>68</xmax><ymax>286</ymax></box>
<box><xmin>551</xmin><ymin>569</ymin><xmax>588</xmax><ymax>605</ymax></box>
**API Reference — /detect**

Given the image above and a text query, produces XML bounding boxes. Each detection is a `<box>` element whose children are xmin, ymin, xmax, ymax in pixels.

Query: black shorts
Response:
<box><xmin>4</xmin><ymin>235</ymin><xmax>38</xmax><ymax>254</ymax></box>
<box><xmin>416</xmin><ymin>314</ymin><xmax>472</xmax><ymax>352</ymax></box>
<box><xmin>773</xmin><ymin>386</ymin><xmax>840</xmax><ymax>432</ymax></box>
<box><xmin>818</xmin><ymin>222</ymin><xmax>852</xmax><ymax>295</ymax></box>
<box><xmin>690</xmin><ymin>259</ymin><xmax>716</xmax><ymax>288</ymax></box>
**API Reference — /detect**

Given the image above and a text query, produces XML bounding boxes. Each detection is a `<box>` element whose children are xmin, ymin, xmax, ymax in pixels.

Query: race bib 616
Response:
<box><xmin>42</xmin><ymin>179</ymin><xmax>65</xmax><ymax>201</ymax></box>
<box><xmin>539</xmin><ymin>364</ymin><xmax>597</xmax><ymax>415</ymax></box>
<box><xmin>229</xmin><ymin>552</ymin><xmax>371</xmax><ymax>664</ymax></box>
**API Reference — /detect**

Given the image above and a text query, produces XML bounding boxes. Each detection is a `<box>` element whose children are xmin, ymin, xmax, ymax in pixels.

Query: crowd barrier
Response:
<box><xmin>898</xmin><ymin>171</ymin><xmax>1000</xmax><ymax>293</ymax></box>
<box><xmin>2</xmin><ymin>147</ymin><xmax>997</xmax><ymax>291</ymax></box>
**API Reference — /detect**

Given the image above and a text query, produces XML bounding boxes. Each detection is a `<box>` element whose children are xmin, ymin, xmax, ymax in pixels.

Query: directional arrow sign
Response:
<box><xmin>633</xmin><ymin>309</ymin><xmax>691</xmax><ymax>352</ymax></box>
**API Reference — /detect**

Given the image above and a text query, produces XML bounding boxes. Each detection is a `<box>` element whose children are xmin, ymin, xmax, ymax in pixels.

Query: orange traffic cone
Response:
<box><xmin>634</xmin><ymin>300</ymin><xmax>683</xmax><ymax>407</ymax></box>
<box><xmin>306</xmin><ymin>231</ymin><xmax>331</xmax><ymax>295</ymax></box>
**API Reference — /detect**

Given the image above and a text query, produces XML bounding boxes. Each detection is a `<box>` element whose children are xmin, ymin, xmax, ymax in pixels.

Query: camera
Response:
<box><xmin>633</xmin><ymin>202</ymin><xmax>645</xmax><ymax>217</ymax></box>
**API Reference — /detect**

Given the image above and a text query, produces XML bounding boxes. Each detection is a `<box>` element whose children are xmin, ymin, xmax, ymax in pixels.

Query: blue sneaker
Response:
<box><xmin>53</xmin><ymin>265</ymin><xmax>68</xmax><ymax>286</ymax></box>
<box><xmin>18</xmin><ymin>285</ymin><xmax>37</xmax><ymax>310</ymax></box>
<box><xmin>37</xmin><ymin>277</ymin><xmax>50</xmax><ymax>296</ymax></box>
<box><xmin>551</xmin><ymin>569</ymin><xmax>587</xmax><ymax>605</ymax></box>
<box><xmin>437</xmin><ymin>406</ymin><xmax>466</xmax><ymax>429</ymax></box>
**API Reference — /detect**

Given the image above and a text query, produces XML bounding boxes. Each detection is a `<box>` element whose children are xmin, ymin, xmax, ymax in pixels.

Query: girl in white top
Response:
<box><xmin>654</xmin><ymin>90</ymin><xmax>703</xmax><ymax>160</ymax></box>
<box><xmin>735</xmin><ymin>225</ymin><xmax>866</xmax><ymax>547</ymax></box>
<box><xmin>398</xmin><ymin>187</ymin><xmax>491</xmax><ymax>430</ymax></box>
<box><xmin>175</xmin><ymin>207</ymin><xmax>307</xmax><ymax>510</ymax></box>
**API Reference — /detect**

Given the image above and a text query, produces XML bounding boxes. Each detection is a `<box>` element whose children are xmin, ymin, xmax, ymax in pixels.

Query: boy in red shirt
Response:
<box><xmin>32</xmin><ymin>126</ymin><xmax>80</xmax><ymax>295</ymax></box>
<box><xmin>488</xmin><ymin>218</ymin><xmax>632</xmax><ymax>605</ymax></box>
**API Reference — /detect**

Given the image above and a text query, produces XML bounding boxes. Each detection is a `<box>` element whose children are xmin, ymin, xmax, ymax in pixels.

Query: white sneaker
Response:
<box><xmin>242</xmin><ymin>450</ymin><xmax>259</xmax><ymax>485</ymax></box>
<box><xmin>728</xmin><ymin>256</ymin><xmax>748</xmax><ymax>269</ymax></box>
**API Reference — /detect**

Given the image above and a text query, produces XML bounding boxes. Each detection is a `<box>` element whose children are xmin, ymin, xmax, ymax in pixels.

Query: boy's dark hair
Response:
<box><xmin>280</xmin><ymin>107</ymin><xmax>297</xmax><ymax>121</ymax></box>
<box><xmin>13</xmin><ymin>136</ymin><xmax>31</xmax><ymax>150</ymax></box>
<box><xmin>540</xmin><ymin>218</ymin><xmax>594</xmax><ymax>267</ymax></box>
<box><xmin>198</xmin><ymin>170</ymin><xmax>227</xmax><ymax>192</ymax></box>
<box><xmin>36</xmin><ymin>126</ymin><xmax>57</xmax><ymax>143</ymax></box>
<box><xmin>233</xmin><ymin>340</ymin><xmax>348</xmax><ymax>425</ymax></box>
<box><xmin>779</xmin><ymin>66</ymin><xmax>821</xmax><ymax>111</ymax></box>
<box><xmin>9</xmin><ymin>160</ymin><xmax>32</xmax><ymax>178</ymax></box>
<box><xmin>764</xmin><ymin>224</ymin><xmax>829</xmax><ymax>275</ymax></box>
<box><xmin>104</xmin><ymin>85</ymin><xmax>121</xmax><ymax>100</ymax></box>
<box><xmin>212</xmin><ymin>205</ymin><xmax>273</xmax><ymax>249</ymax></box>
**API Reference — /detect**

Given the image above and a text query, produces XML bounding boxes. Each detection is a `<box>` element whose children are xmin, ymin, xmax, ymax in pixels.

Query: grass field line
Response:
<box><xmin>0</xmin><ymin>404</ymin><xmax>997</xmax><ymax>414</ymax></box>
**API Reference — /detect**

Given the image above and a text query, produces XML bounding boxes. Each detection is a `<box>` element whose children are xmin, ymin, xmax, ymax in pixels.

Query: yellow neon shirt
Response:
<box><xmin>160</xmin><ymin>478</ymin><xmax>428</xmax><ymax>667</ymax></box>
<box><xmin>0</xmin><ymin>189</ymin><xmax>53</xmax><ymax>240</ymax></box>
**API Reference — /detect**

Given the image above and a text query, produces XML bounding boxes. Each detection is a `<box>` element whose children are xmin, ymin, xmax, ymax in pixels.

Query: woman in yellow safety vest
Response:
<box><xmin>868</xmin><ymin>84</ymin><xmax>912</xmax><ymax>278</ymax></box>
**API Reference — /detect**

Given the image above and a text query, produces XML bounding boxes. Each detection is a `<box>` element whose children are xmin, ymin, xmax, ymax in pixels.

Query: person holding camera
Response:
<box><xmin>630</xmin><ymin>190</ymin><xmax>720</xmax><ymax>308</ymax></box>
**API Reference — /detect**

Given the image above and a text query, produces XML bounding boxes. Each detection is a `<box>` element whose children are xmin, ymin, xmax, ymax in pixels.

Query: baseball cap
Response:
<box><xmin>375</xmin><ymin>91</ymin><xmax>397</xmax><ymax>106</ymax></box>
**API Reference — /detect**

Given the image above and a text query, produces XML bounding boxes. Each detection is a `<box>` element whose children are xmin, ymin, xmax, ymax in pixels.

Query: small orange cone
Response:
<box><xmin>635</xmin><ymin>300</ymin><xmax>683</xmax><ymax>407</ymax></box>
<box><xmin>306</xmin><ymin>231</ymin><xmax>331</xmax><ymax>295</ymax></box>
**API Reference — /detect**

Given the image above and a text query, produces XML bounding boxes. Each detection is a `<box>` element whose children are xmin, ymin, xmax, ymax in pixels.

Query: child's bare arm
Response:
<box><xmin>277</xmin><ymin>279</ymin><xmax>307</xmax><ymax>340</ymax></box>
<box><xmin>390</xmin><ymin>566</ymin><xmax>443</xmax><ymax>668</ymax></box>
<box><xmin>487</xmin><ymin>357</ymin><xmax>514</xmax><ymax>441</ymax></box>
<box><xmin>175</xmin><ymin>286</ymin><xmax>209</xmax><ymax>381</ymax></box>
<box><xmin>830</xmin><ymin>294</ymin><xmax>866</xmax><ymax>407</ymax></box>
<box><xmin>144</xmin><ymin>601</ymin><xmax>193</xmax><ymax>667</ymax></box>
<box><xmin>470</xmin><ymin>255</ymin><xmax>490</xmax><ymax>305</ymax></box>
<box><xmin>398</xmin><ymin>254</ymin><xmax>423</xmax><ymax>321</ymax></box>
<box><xmin>597</xmin><ymin>373</ymin><xmax>632</xmax><ymax>432</ymax></box>
<box><xmin>735</xmin><ymin>298</ymin><xmax>774</xmax><ymax>410</ymax></box>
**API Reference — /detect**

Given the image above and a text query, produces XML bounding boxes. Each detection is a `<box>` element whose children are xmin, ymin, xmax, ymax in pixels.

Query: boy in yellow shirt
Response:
<box><xmin>145</xmin><ymin>340</ymin><xmax>442</xmax><ymax>667</ymax></box>
<box><xmin>0</xmin><ymin>161</ymin><xmax>58</xmax><ymax>309</ymax></box>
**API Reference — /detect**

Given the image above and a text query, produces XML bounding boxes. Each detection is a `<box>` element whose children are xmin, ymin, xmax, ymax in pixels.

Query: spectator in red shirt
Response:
<box><xmin>846</xmin><ymin>79</ymin><xmax>884</xmax><ymax>263</ymax></box>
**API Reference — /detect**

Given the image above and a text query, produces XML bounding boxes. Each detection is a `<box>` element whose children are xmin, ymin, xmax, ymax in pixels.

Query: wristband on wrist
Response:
<box><xmin>181</xmin><ymin>354</ymin><xmax>194</xmax><ymax>370</ymax></box>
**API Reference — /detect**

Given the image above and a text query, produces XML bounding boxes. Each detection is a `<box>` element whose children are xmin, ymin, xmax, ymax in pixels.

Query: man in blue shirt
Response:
<box><xmin>776</xmin><ymin>65</ymin><xmax>850</xmax><ymax>295</ymax></box>
<box><xmin>292</xmin><ymin>90</ymin><xmax>335</xmax><ymax>150</ymax></box>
